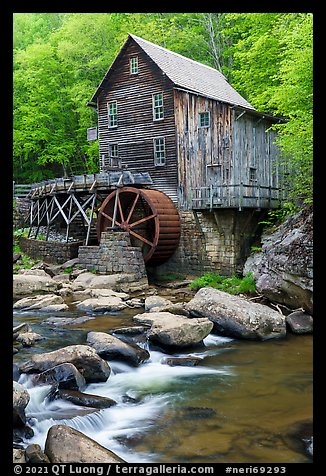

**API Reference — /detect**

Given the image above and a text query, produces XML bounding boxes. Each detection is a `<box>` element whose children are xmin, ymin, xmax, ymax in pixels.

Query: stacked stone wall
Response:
<box><xmin>78</xmin><ymin>232</ymin><xmax>147</xmax><ymax>278</ymax></box>
<box><xmin>19</xmin><ymin>237</ymin><xmax>82</xmax><ymax>264</ymax></box>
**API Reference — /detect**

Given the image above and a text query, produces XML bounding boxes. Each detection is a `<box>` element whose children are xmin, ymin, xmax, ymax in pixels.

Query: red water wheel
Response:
<box><xmin>96</xmin><ymin>187</ymin><xmax>181</xmax><ymax>266</ymax></box>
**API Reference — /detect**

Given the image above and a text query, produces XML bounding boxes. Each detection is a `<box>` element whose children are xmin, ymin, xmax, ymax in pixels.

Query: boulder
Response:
<box><xmin>145</xmin><ymin>295</ymin><xmax>173</xmax><ymax>312</ymax></box>
<box><xmin>13</xmin><ymin>448</ymin><xmax>26</xmax><ymax>463</ymax></box>
<box><xmin>13</xmin><ymin>274</ymin><xmax>59</xmax><ymax>298</ymax></box>
<box><xmin>43</xmin><ymin>316</ymin><xmax>95</xmax><ymax>327</ymax></box>
<box><xmin>244</xmin><ymin>205</ymin><xmax>313</xmax><ymax>314</ymax></box>
<box><xmin>52</xmin><ymin>274</ymin><xmax>71</xmax><ymax>283</ymax></box>
<box><xmin>31</xmin><ymin>363</ymin><xmax>86</xmax><ymax>391</ymax></box>
<box><xmin>16</xmin><ymin>332</ymin><xmax>44</xmax><ymax>347</ymax></box>
<box><xmin>73</xmin><ymin>272</ymin><xmax>148</xmax><ymax>293</ymax></box>
<box><xmin>53</xmin><ymin>389</ymin><xmax>117</xmax><ymax>409</ymax></box>
<box><xmin>44</xmin><ymin>425</ymin><xmax>125</xmax><ymax>463</ymax></box>
<box><xmin>185</xmin><ymin>287</ymin><xmax>286</xmax><ymax>340</ymax></box>
<box><xmin>133</xmin><ymin>311</ymin><xmax>213</xmax><ymax>348</ymax></box>
<box><xmin>14</xmin><ymin>293</ymin><xmax>63</xmax><ymax>309</ymax></box>
<box><xmin>286</xmin><ymin>311</ymin><xmax>313</xmax><ymax>334</ymax></box>
<box><xmin>13</xmin><ymin>253</ymin><xmax>22</xmax><ymax>263</ymax></box>
<box><xmin>125</xmin><ymin>298</ymin><xmax>144</xmax><ymax>308</ymax></box>
<box><xmin>19</xmin><ymin>345</ymin><xmax>111</xmax><ymax>383</ymax></box>
<box><xmin>76</xmin><ymin>296</ymin><xmax>128</xmax><ymax>313</ymax></box>
<box><xmin>161</xmin><ymin>357</ymin><xmax>202</xmax><ymax>367</ymax></box>
<box><xmin>13</xmin><ymin>363</ymin><xmax>21</xmax><ymax>382</ymax></box>
<box><xmin>13</xmin><ymin>294</ymin><xmax>68</xmax><ymax>312</ymax></box>
<box><xmin>19</xmin><ymin>269</ymin><xmax>50</xmax><ymax>277</ymax></box>
<box><xmin>25</xmin><ymin>444</ymin><xmax>50</xmax><ymax>463</ymax></box>
<box><xmin>13</xmin><ymin>381</ymin><xmax>30</xmax><ymax>427</ymax></box>
<box><xmin>86</xmin><ymin>332</ymin><xmax>150</xmax><ymax>366</ymax></box>
<box><xmin>13</xmin><ymin>323</ymin><xmax>32</xmax><ymax>339</ymax></box>
<box><xmin>112</xmin><ymin>326</ymin><xmax>149</xmax><ymax>336</ymax></box>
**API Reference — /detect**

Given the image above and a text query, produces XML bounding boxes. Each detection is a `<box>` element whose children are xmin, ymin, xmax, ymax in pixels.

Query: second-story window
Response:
<box><xmin>107</xmin><ymin>101</ymin><xmax>118</xmax><ymax>128</ymax></box>
<box><xmin>199</xmin><ymin>111</ymin><xmax>210</xmax><ymax>128</ymax></box>
<box><xmin>154</xmin><ymin>137</ymin><xmax>165</xmax><ymax>166</ymax></box>
<box><xmin>153</xmin><ymin>93</ymin><xmax>164</xmax><ymax>121</ymax></box>
<box><xmin>130</xmin><ymin>56</ymin><xmax>138</xmax><ymax>74</ymax></box>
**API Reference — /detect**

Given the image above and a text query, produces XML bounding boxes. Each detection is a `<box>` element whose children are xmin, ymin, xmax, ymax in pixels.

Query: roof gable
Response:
<box><xmin>89</xmin><ymin>34</ymin><xmax>255</xmax><ymax>111</ymax></box>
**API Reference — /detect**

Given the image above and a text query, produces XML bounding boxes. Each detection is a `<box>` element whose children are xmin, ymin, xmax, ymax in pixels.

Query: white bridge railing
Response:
<box><xmin>13</xmin><ymin>182</ymin><xmax>32</xmax><ymax>199</ymax></box>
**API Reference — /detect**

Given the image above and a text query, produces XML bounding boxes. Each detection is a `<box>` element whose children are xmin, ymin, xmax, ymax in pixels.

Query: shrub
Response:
<box><xmin>189</xmin><ymin>272</ymin><xmax>256</xmax><ymax>295</ymax></box>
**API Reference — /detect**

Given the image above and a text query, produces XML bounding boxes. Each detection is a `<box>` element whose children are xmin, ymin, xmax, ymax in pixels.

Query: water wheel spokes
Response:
<box><xmin>97</xmin><ymin>187</ymin><xmax>180</xmax><ymax>265</ymax></box>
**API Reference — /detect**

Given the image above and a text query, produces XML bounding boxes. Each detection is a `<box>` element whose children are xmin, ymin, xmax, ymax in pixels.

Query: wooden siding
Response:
<box><xmin>175</xmin><ymin>89</ymin><xmax>282</xmax><ymax>210</ymax></box>
<box><xmin>175</xmin><ymin>90</ymin><xmax>233</xmax><ymax>209</ymax></box>
<box><xmin>97</xmin><ymin>41</ymin><xmax>178</xmax><ymax>202</ymax></box>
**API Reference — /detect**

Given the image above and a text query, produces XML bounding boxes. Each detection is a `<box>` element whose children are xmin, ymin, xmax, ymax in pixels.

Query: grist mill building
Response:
<box><xmin>26</xmin><ymin>34</ymin><xmax>285</xmax><ymax>276</ymax></box>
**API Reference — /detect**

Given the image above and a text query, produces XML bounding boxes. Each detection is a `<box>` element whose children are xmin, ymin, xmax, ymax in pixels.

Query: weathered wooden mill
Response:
<box><xmin>26</xmin><ymin>34</ymin><xmax>286</xmax><ymax>276</ymax></box>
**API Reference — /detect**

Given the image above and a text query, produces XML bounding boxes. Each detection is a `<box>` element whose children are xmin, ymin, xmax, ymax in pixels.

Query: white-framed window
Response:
<box><xmin>130</xmin><ymin>56</ymin><xmax>138</xmax><ymax>74</ymax></box>
<box><xmin>109</xmin><ymin>143</ymin><xmax>119</xmax><ymax>158</ymax></box>
<box><xmin>107</xmin><ymin>101</ymin><xmax>118</xmax><ymax>128</ymax></box>
<box><xmin>154</xmin><ymin>137</ymin><xmax>165</xmax><ymax>166</ymax></box>
<box><xmin>199</xmin><ymin>111</ymin><xmax>210</xmax><ymax>128</ymax></box>
<box><xmin>152</xmin><ymin>93</ymin><xmax>164</xmax><ymax>121</ymax></box>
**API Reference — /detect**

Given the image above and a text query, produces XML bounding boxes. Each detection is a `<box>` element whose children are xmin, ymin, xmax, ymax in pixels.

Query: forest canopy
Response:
<box><xmin>13</xmin><ymin>13</ymin><xmax>313</xmax><ymax>206</ymax></box>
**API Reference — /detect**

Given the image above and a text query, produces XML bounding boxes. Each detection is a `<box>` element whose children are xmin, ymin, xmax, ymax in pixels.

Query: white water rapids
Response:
<box><xmin>19</xmin><ymin>335</ymin><xmax>234</xmax><ymax>462</ymax></box>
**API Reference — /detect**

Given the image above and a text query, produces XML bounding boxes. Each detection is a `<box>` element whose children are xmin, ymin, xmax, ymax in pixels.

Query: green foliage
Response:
<box><xmin>250</xmin><ymin>246</ymin><xmax>262</xmax><ymax>253</ymax></box>
<box><xmin>63</xmin><ymin>266</ymin><xmax>73</xmax><ymax>274</ymax></box>
<box><xmin>13</xmin><ymin>228</ymin><xmax>30</xmax><ymax>238</ymax></box>
<box><xmin>189</xmin><ymin>272</ymin><xmax>256</xmax><ymax>295</ymax></box>
<box><xmin>13</xmin><ymin>13</ymin><xmax>313</xmax><ymax>209</ymax></box>
<box><xmin>259</xmin><ymin>202</ymin><xmax>298</xmax><ymax>230</ymax></box>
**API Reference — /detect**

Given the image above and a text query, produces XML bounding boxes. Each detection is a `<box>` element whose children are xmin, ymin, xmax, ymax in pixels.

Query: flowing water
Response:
<box><xmin>13</xmin><ymin>306</ymin><xmax>313</xmax><ymax>463</ymax></box>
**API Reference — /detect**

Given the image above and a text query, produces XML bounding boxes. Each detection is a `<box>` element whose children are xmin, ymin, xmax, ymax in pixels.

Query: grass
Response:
<box><xmin>189</xmin><ymin>272</ymin><xmax>256</xmax><ymax>295</ymax></box>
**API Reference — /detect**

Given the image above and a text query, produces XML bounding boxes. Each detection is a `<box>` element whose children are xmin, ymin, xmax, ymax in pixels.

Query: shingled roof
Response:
<box><xmin>89</xmin><ymin>33</ymin><xmax>255</xmax><ymax>111</ymax></box>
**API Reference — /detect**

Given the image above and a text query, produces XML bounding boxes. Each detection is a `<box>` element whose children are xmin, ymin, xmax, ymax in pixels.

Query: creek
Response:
<box><xmin>13</xmin><ymin>305</ymin><xmax>312</xmax><ymax>463</ymax></box>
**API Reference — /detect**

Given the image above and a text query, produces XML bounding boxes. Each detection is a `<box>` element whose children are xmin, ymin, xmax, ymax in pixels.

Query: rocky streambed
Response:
<box><xmin>13</xmin><ymin>261</ymin><xmax>313</xmax><ymax>464</ymax></box>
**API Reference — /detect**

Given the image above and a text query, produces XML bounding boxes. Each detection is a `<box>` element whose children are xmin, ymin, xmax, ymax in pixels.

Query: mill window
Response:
<box><xmin>199</xmin><ymin>111</ymin><xmax>210</xmax><ymax>128</ymax></box>
<box><xmin>154</xmin><ymin>137</ymin><xmax>165</xmax><ymax>166</ymax></box>
<box><xmin>130</xmin><ymin>56</ymin><xmax>138</xmax><ymax>74</ymax></box>
<box><xmin>153</xmin><ymin>93</ymin><xmax>164</xmax><ymax>121</ymax></box>
<box><xmin>107</xmin><ymin>101</ymin><xmax>118</xmax><ymax>128</ymax></box>
<box><xmin>109</xmin><ymin>143</ymin><xmax>119</xmax><ymax>158</ymax></box>
<box><xmin>250</xmin><ymin>167</ymin><xmax>257</xmax><ymax>181</ymax></box>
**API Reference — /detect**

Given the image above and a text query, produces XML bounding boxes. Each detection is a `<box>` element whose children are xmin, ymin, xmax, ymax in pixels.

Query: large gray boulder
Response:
<box><xmin>73</xmin><ymin>272</ymin><xmax>148</xmax><ymax>293</ymax></box>
<box><xmin>286</xmin><ymin>311</ymin><xmax>313</xmax><ymax>334</ymax></box>
<box><xmin>13</xmin><ymin>294</ymin><xmax>68</xmax><ymax>312</ymax></box>
<box><xmin>13</xmin><ymin>381</ymin><xmax>30</xmax><ymax>427</ymax></box>
<box><xmin>244</xmin><ymin>205</ymin><xmax>313</xmax><ymax>314</ymax></box>
<box><xmin>16</xmin><ymin>332</ymin><xmax>44</xmax><ymax>347</ymax></box>
<box><xmin>19</xmin><ymin>345</ymin><xmax>111</xmax><ymax>383</ymax></box>
<box><xmin>13</xmin><ymin>274</ymin><xmax>59</xmax><ymax>298</ymax></box>
<box><xmin>31</xmin><ymin>363</ymin><xmax>86</xmax><ymax>391</ymax></box>
<box><xmin>133</xmin><ymin>311</ymin><xmax>213</xmax><ymax>347</ymax></box>
<box><xmin>86</xmin><ymin>332</ymin><xmax>150</xmax><ymax>366</ymax></box>
<box><xmin>44</xmin><ymin>425</ymin><xmax>125</xmax><ymax>463</ymax></box>
<box><xmin>144</xmin><ymin>295</ymin><xmax>173</xmax><ymax>312</ymax></box>
<box><xmin>76</xmin><ymin>296</ymin><xmax>128</xmax><ymax>313</ymax></box>
<box><xmin>185</xmin><ymin>287</ymin><xmax>286</xmax><ymax>340</ymax></box>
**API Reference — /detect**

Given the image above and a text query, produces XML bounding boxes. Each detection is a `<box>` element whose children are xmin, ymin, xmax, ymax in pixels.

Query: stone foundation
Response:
<box><xmin>152</xmin><ymin>209</ymin><xmax>267</xmax><ymax>277</ymax></box>
<box><xmin>78</xmin><ymin>231</ymin><xmax>147</xmax><ymax>278</ymax></box>
<box><xmin>19</xmin><ymin>237</ymin><xmax>83</xmax><ymax>264</ymax></box>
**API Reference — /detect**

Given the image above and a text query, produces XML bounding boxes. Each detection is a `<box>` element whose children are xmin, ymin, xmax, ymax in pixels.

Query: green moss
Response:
<box><xmin>189</xmin><ymin>272</ymin><xmax>256</xmax><ymax>295</ymax></box>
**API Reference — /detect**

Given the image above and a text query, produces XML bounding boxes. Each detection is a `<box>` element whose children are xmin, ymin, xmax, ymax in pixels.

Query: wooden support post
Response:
<box><xmin>85</xmin><ymin>194</ymin><xmax>97</xmax><ymax>245</ymax></box>
<box><xmin>66</xmin><ymin>196</ymin><xmax>74</xmax><ymax>243</ymax></box>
